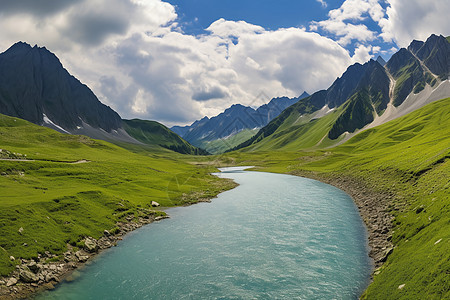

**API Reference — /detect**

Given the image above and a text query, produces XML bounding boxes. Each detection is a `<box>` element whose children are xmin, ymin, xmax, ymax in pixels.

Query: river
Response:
<box><xmin>38</xmin><ymin>166</ymin><xmax>372</xmax><ymax>299</ymax></box>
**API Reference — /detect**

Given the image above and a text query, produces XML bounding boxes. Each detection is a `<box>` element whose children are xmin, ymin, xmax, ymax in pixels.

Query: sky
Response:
<box><xmin>0</xmin><ymin>0</ymin><xmax>449</xmax><ymax>127</ymax></box>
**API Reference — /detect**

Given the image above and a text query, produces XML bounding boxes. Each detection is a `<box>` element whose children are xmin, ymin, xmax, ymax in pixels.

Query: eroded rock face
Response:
<box><xmin>84</xmin><ymin>237</ymin><xmax>98</xmax><ymax>253</ymax></box>
<box><xmin>28</xmin><ymin>261</ymin><xmax>43</xmax><ymax>273</ymax></box>
<box><xmin>19</xmin><ymin>268</ymin><xmax>39</xmax><ymax>283</ymax></box>
<box><xmin>75</xmin><ymin>250</ymin><xmax>89</xmax><ymax>262</ymax></box>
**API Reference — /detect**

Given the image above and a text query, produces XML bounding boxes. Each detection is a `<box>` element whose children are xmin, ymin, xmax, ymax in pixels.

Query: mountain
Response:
<box><xmin>0</xmin><ymin>42</ymin><xmax>204</xmax><ymax>155</ymax></box>
<box><xmin>234</xmin><ymin>34</ymin><xmax>450</xmax><ymax>152</ymax></box>
<box><xmin>376</xmin><ymin>56</ymin><xmax>387</xmax><ymax>66</ymax></box>
<box><xmin>122</xmin><ymin>119</ymin><xmax>208</xmax><ymax>155</ymax></box>
<box><xmin>171</xmin><ymin>92</ymin><xmax>309</xmax><ymax>153</ymax></box>
<box><xmin>0</xmin><ymin>42</ymin><xmax>122</xmax><ymax>134</ymax></box>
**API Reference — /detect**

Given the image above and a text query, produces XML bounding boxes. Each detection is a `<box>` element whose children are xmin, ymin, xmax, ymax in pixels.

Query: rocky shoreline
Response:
<box><xmin>0</xmin><ymin>169</ymin><xmax>393</xmax><ymax>299</ymax></box>
<box><xmin>289</xmin><ymin>170</ymin><xmax>395</xmax><ymax>271</ymax></box>
<box><xmin>0</xmin><ymin>212</ymin><xmax>170</xmax><ymax>300</ymax></box>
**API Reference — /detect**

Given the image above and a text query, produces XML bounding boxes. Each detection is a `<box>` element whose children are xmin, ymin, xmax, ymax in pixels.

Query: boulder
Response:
<box><xmin>378</xmin><ymin>247</ymin><xmax>394</xmax><ymax>263</ymax></box>
<box><xmin>6</xmin><ymin>277</ymin><xmax>17</xmax><ymax>287</ymax></box>
<box><xmin>19</xmin><ymin>269</ymin><xmax>39</xmax><ymax>283</ymax></box>
<box><xmin>45</xmin><ymin>274</ymin><xmax>59</xmax><ymax>283</ymax></box>
<box><xmin>84</xmin><ymin>237</ymin><xmax>98</xmax><ymax>253</ymax></box>
<box><xmin>75</xmin><ymin>250</ymin><xmax>89</xmax><ymax>262</ymax></box>
<box><xmin>28</xmin><ymin>261</ymin><xmax>42</xmax><ymax>273</ymax></box>
<box><xmin>151</xmin><ymin>201</ymin><xmax>160</xmax><ymax>207</ymax></box>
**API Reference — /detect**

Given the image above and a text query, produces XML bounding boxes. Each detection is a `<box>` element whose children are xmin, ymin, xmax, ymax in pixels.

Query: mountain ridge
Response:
<box><xmin>171</xmin><ymin>91</ymin><xmax>309</xmax><ymax>153</ymax></box>
<box><xmin>0</xmin><ymin>42</ymin><xmax>205</xmax><ymax>155</ymax></box>
<box><xmin>0</xmin><ymin>42</ymin><xmax>122</xmax><ymax>132</ymax></box>
<box><xmin>233</xmin><ymin>34</ymin><xmax>449</xmax><ymax>152</ymax></box>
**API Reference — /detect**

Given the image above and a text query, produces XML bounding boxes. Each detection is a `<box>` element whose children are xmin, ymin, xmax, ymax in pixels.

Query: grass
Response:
<box><xmin>1</xmin><ymin>97</ymin><xmax>448</xmax><ymax>299</ymax></box>
<box><xmin>214</xmin><ymin>97</ymin><xmax>450</xmax><ymax>299</ymax></box>
<box><xmin>122</xmin><ymin>119</ymin><xmax>207</xmax><ymax>155</ymax></box>
<box><xmin>197</xmin><ymin>129</ymin><xmax>258</xmax><ymax>154</ymax></box>
<box><xmin>240</xmin><ymin>107</ymin><xmax>342</xmax><ymax>152</ymax></box>
<box><xmin>0</xmin><ymin>114</ymin><xmax>236</xmax><ymax>276</ymax></box>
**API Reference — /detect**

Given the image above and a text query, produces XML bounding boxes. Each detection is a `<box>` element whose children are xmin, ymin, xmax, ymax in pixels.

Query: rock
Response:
<box><xmin>84</xmin><ymin>237</ymin><xmax>98</xmax><ymax>253</ymax></box>
<box><xmin>45</xmin><ymin>274</ymin><xmax>59</xmax><ymax>283</ymax></box>
<box><xmin>28</xmin><ymin>261</ymin><xmax>42</xmax><ymax>273</ymax></box>
<box><xmin>19</xmin><ymin>269</ymin><xmax>39</xmax><ymax>283</ymax></box>
<box><xmin>44</xmin><ymin>282</ymin><xmax>55</xmax><ymax>290</ymax></box>
<box><xmin>155</xmin><ymin>215</ymin><xmax>169</xmax><ymax>221</ymax></box>
<box><xmin>18</xmin><ymin>227</ymin><xmax>24</xmax><ymax>234</ymax></box>
<box><xmin>151</xmin><ymin>201</ymin><xmax>160</xmax><ymax>207</ymax></box>
<box><xmin>378</xmin><ymin>247</ymin><xmax>394</xmax><ymax>263</ymax></box>
<box><xmin>103</xmin><ymin>230</ymin><xmax>111</xmax><ymax>236</ymax></box>
<box><xmin>9</xmin><ymin>256</ymin><xmax>15</xmax><ymax>261</ymax></box>
<box><xmin>6</xmin><ymin>277</ymin><xmax>18</xmax><ymax>287</ymax></box>
<box><xmin>398</xmin><ymin>284</ymin><xmax>406</xmax><ymax>290</ymax></box>
<box><xmin>75</xmin><ymin>251</ymin><xmax>89</xmax><ymax>262</ymax></box>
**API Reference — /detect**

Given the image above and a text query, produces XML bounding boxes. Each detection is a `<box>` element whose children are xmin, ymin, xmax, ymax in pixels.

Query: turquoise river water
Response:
<box><xmin>38</xmin><ymin>167</ymin><xmax>372</xmax><ymax>299</ymax></box>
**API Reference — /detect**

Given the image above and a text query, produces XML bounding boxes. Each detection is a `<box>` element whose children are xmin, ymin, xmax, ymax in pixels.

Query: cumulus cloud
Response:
<box><xmin>0</xmin><ymin>0</ymin><xmax>176</xmax><ymax>50</ymax></box>
<box><xmin>6</xmin><ymin>0</ymin><xmax>445</xmax><ymax>126</ymax></box>
<box><xmin>0</xmin><ymin>0</ymin><xmax>359</xmax><ymax>126</ymax></box>
<box><xmin>310</xmin><ymin>0</ymin><xmax>384</xmax><ymax>46</ymax></box>
<box><xmin>379</xmin><ymin>0</ymin><xmax>450</xmax><ymax>47</ymax></box>
<box><xmin>0</xmin><ymin>0</ymin><xmax>82</xmax><ymax>17</ymax></box>
<box><xmin>352</xmin><ymin>44</ymin><xmax>375</xmax><ymax>64</ymax></box>
<box><xmin>193</xmin><ymin>86</ymin><xmax>229</xmax><ymax>101</ymax></box>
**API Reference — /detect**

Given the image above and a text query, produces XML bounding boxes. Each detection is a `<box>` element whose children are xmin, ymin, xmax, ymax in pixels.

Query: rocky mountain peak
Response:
<box><xmin>0</xmin><ymin>42</ymin><xmax>122</xmax><ymax>132</ymax></box>
<box><xmin>408</xmin><ymin>34</ymin><xmax>449</xmax><ymax>79</ymax></box>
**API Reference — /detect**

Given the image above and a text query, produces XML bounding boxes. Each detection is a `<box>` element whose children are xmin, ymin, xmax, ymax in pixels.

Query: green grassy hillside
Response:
<box><xmin>220</xmin><ymin>98</ymin><xmax>450</xmax><ymax>299</ymax></box>
<box><xmin>237</xmin><ymin>107</ymin><xmax>343</xmax><ymax>152</ymax></box>
<box><xmin>0</xmin><ymin>114</ymin><xmax>235</xmax><ymax>276</ymax></box>
<box><xmin>199</xmin><ymin>129</ymin><xmax>258</xmax><ymax>154</ymax></box>
<box><xmin>122</xmin><ymin>119</ymin><xmax>208</xmax><ymax>155</ymax></box>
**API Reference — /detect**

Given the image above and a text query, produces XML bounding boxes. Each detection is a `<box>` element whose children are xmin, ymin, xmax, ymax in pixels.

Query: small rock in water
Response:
<box><xmin>155</xmin><ymin>215</ymin><xmax>169</xmax><ymax>221</ymax></box>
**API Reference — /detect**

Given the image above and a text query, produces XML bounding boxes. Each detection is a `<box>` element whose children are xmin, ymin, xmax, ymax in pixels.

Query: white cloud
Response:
<box><xmin>379</xmin><ymin>0</ymin><xmax>450</xmax><ymax>47</ymax></box>
<box><xmin>206</xmin><ymin>18</ymin><xmax>265</xmax><ymax>38</ymax></box>
<box><xmin>0</xmin><ymin>0</ymin><xmax>358</xmax><ymax>126</ymax></box>
<box><xmin>352</xmin><ymin>44</ymin><xmax>374</xmax><ymax>64</ymax></box>
<box><xmin>11</xmin><ymin>0</ymin><xmax>442</xmax><ymax>126</ymax></box>
<box><xmin>310</xmin><ymin>0</ymin><xmax>384</xmax><ymax>45</ymax></box>
<box><xmin>316</xmin><ymin>0</ymin><xmax>328</xmax><ymax>8</ymax></box>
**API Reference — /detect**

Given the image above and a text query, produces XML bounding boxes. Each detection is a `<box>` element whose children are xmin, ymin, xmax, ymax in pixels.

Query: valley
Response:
<box><xmin>0</xmin><ymin>33</ymin><xmax>449</xmax><ymax>299</ymax></box>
